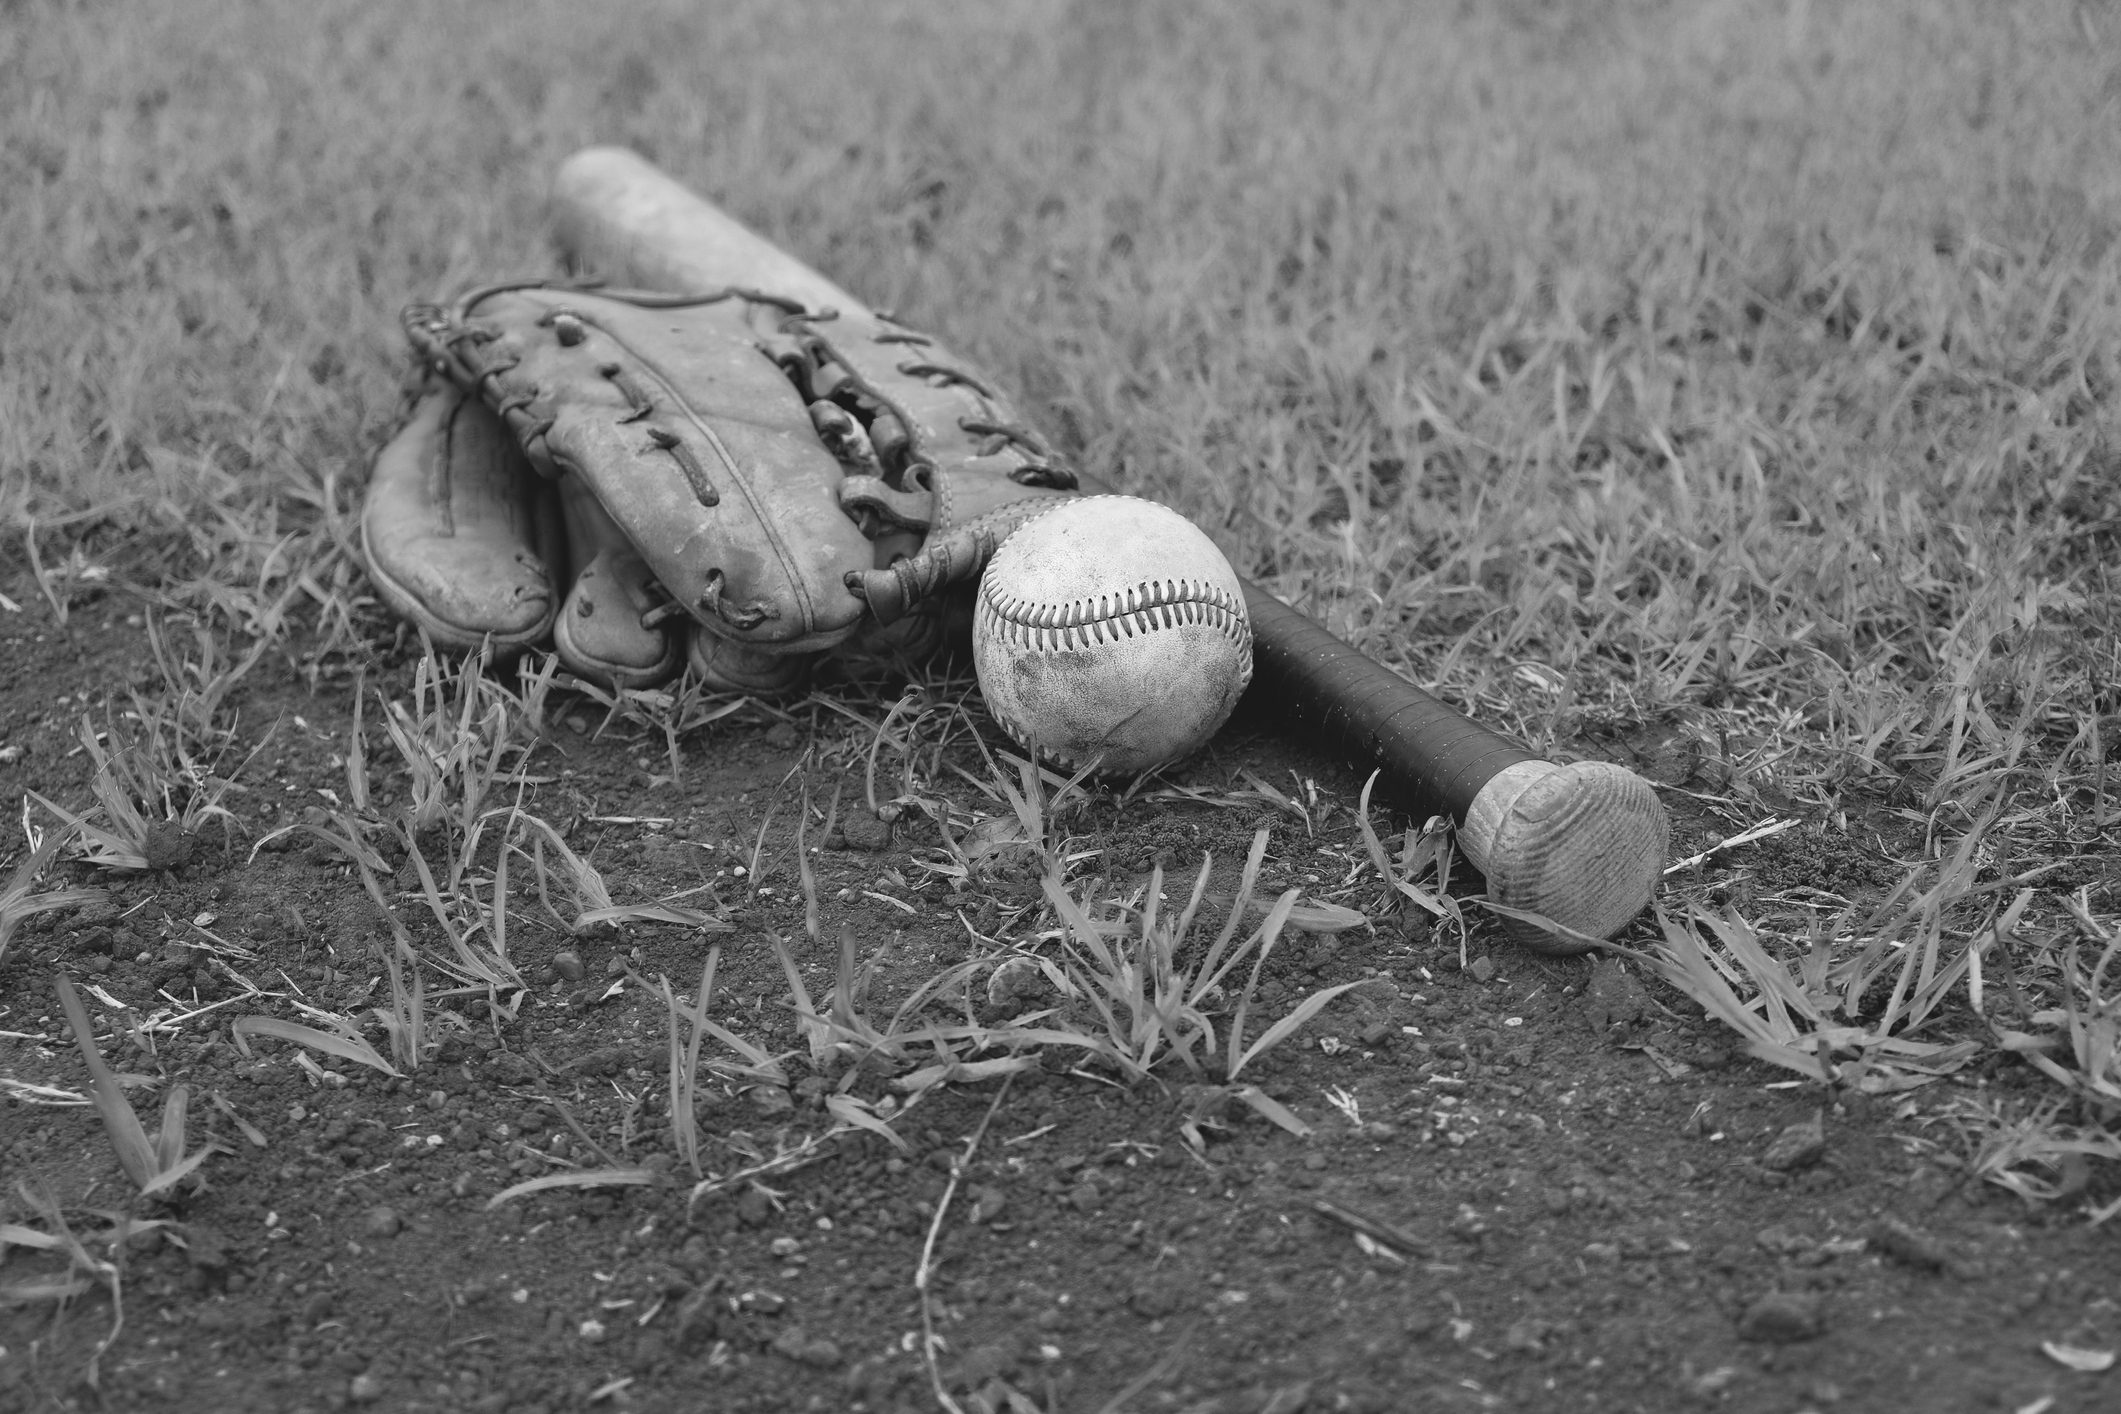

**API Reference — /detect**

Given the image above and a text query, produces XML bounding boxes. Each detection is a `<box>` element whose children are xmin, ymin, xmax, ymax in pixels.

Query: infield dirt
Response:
<box><xmin>2</xmin><ymin>591</ymin><xmax>2115</xmax><ymax>1414</ymax></box>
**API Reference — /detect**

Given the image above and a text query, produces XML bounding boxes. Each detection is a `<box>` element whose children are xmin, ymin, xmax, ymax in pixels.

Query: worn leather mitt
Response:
<box><xmin>360</xmin><ymin>280</ymin><xmax>1082</xmax><ymax>692</ymax></box>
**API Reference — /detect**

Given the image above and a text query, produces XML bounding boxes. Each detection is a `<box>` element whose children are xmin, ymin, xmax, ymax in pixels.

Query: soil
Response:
<box><xmin>2</xmin><ymin>582</ymin><xmax>2118</xmax><ymax>1414</ymax></box>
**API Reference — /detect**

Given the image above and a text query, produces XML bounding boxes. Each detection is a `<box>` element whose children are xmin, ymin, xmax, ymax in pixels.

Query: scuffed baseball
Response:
<box><xmin>973</xmin><ymin>496</ymin><xmax>1253</xmax><ymax>775</ymax></box>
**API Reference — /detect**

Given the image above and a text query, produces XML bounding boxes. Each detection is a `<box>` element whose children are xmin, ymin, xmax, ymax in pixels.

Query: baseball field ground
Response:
<box><xmin>3</xmin><ymin>2</ymin><xmax>2118</xmax><ymax>1410</ymax></box>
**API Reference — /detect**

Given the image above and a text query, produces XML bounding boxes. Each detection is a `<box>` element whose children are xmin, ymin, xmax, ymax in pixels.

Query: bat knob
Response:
<box><xmin>1457</xmin><ymin>760</ymin><xmax>1669</xmax><ymax>954</ymax></box>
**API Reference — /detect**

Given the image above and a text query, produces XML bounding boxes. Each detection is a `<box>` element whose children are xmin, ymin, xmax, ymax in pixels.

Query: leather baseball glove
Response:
<box><xmin>360</xmin><ymin>281</ymin><xmax>1081</xmax><ymax>691</ymax></box>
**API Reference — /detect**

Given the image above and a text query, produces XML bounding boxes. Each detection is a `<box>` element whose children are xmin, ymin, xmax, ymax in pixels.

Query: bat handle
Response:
<box><xmin>1243</xmin><ymin>586</ymin><xmax>1667</xmax><ymax>954</ymax></box>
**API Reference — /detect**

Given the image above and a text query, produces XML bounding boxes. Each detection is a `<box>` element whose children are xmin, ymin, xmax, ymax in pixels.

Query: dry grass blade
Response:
<box><xmin>231</xmin><ymin>1015</ymin><xmax>400</xmax><ymax>1078</ymax></box>
<box><xmin>514</xmin><ymin>811</ymin><xmax>732</xmax><ymax>934</ymax></box>
<box><xmin>822</xmin><ymin>1093</ymin><xmax>911</xmax><ymax>1153</ymax></box>
<box><xmin>484</xmin><ymin>1168</ymin><xmax>660</xmax><ymax>1209</ymax></box>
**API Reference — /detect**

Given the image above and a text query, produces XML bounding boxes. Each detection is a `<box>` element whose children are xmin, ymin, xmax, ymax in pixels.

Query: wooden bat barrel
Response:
<box><xmin>548</xmin><ymin>147</ymin><xmax>1668</xmax><ymax>952</ymax></box>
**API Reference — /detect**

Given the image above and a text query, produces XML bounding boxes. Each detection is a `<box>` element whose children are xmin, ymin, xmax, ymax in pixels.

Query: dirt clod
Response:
<box><xmin>142</xmin><ymin>820</ymin><xmax>194</xmax><ymax>871</ymax></box>
<box><xmin>1763</xmin><ymin>1113</ymin><xmax>1828</xmax><ymax>1172</ymax></box>
<box><xmin>830</xmin><ymin>810</ymin><xmax>894</xmax><ymax>851</ymax></box>
<box><xmin>1736</xmin><ymin>1291</ymin><xmax>1825</xmax><ymax>1343</ymax></box>
<box><xmin>770</xmin><ymin>1326</ymin><xmax>842</xmax><ymax>1368</ymax></box>
<box><xmin>1866</xmin><ymin>1217</ymin><xmax>1954</xmax><ymax>1274</ymax></box>
<box><xmin>736</xmin><ymin>1188</ymin><xmax>776</xmax><ymax>1227</ymax></box>
<box><xmin>1582</xmin><ymin>957</ymin><xmax>1651</xmax><ymax>1034</ymax></box>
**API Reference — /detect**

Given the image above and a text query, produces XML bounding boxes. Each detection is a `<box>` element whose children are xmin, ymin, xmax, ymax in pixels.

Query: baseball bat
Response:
<box><xmin>547</xmin><ymin>147</ymin><xmax>1667</xmax><ymax>953</ymax></box>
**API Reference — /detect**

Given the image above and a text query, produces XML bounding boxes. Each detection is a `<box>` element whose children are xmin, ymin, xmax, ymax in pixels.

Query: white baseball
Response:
<box><xmin>973</xmin><ymin>496</ymin><xmax>1253</xmax><ymax>775</ymax></box>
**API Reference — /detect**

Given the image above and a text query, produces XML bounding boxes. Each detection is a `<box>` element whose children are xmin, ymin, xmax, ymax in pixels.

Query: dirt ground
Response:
<box><xmin>3</xmin><ymin>578</ymin><xmax>2118</xmax><ymax>1414</ymax></box>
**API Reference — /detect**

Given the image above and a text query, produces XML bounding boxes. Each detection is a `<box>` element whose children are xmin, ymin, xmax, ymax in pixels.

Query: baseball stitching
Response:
<box><xmin>979</xmin><ymin>577</ymin><xmax>1249</xmax><ymax>655</ymax></box>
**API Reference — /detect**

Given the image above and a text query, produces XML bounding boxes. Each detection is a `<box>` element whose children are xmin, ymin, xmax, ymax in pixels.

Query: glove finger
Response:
<box><xmin>413</xmin><ymin>287</ymin><xmax>874</xmax><ymax>653</ymax></box>
<box><xmin>361</xmin><ymin>381</ymin><xmax>561</xmax><ymax>653</ymax></box>
<box><xmin>551</xmin><ymin>474</ymin><xmax>684</xmax><ymax>690</ymax></box>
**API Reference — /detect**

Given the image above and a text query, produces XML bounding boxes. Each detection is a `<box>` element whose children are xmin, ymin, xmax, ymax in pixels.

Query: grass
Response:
<box><xmin>51</xmin><ymin>975</ymin><xmax>212</xmax><ymax>1201</ymax></box>
<box><xmin>3</xmin><ymin>0</ymin><xmax>2119</xmax><ymax>1244</ymax></box>
<box><xmin>0</xmin><ymin>822</ymin><xmax>104</xmax><ymax>969</ymax></box>
<box><xmin>1041</xmin><ymin>829</ymin><xmax>1366</xmax><ymax>1087</ymax></box>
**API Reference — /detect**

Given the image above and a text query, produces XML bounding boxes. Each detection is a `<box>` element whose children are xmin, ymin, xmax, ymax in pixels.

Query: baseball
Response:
<box><xmin>973</xmin><ymin>496</ymin><xmax>1253</xmax><ymax>775</ymax></box>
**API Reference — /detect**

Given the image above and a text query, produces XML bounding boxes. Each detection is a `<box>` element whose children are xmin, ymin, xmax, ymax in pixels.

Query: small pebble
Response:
<box><xmin>552</xmin><ymin>950</ymin><xmax>585</xmax><ymax>982</ymax></box>
<box><xmin>362</xmin><ymin>1206</ymin><xmax>402</xmax><ymax>1239</ymax></box>
<box><xmin>349</xmin><ymin>1372</ymin><xmax>385</xmax><ymax>1403</ymax></box>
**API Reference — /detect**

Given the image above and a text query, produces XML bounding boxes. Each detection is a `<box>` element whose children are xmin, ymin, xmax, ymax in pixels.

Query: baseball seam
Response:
<box><xmin>980</xmin><ymin>578</ymin><xmax>1249</xmax><ymax>655</ymax></box>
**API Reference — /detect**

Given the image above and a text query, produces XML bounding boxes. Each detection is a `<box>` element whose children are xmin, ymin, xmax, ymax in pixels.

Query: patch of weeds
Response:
<box><xmin>1938</xmin><ymin>1094</ymin><xmax>2121</xmax><ymax>1210</ymax></box>
<box><xmin>0</xmin><ymin>1184</ymin><xmax>168</xmax><ymax>1388</ymax></box>
<box><xmin>377</xmin><ymin>640</ymin><xmax>537</xmax><ymax>836</ymax></box>
<box><xmin>138</xmin><ymin>614</ymin><xmax>271</xmax><ymax>759</ymax></box>
<box><xmin>1039</xmin><ymin>826</ymin><xmax>1371</xmax><ymax>1137</ymax></box>
<box><xmin>1632</xmin><ymin>905</ymin><xmax>1980</xmax><ymax>1094</ymax></box>
<box><xmin>1993</xmin><ymin>892</ymin><xmax>2121</xmax><ymax>1118</ymax></box>
<box><xmin>1630</xmin><ymin>801</ymin><xmax>2069</xmax><ymax>1093</ymax></box>
<box><xmin>30</xmin><ymin>714</ymin><xmax>247</xmax><ymax>872</ymax></box>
